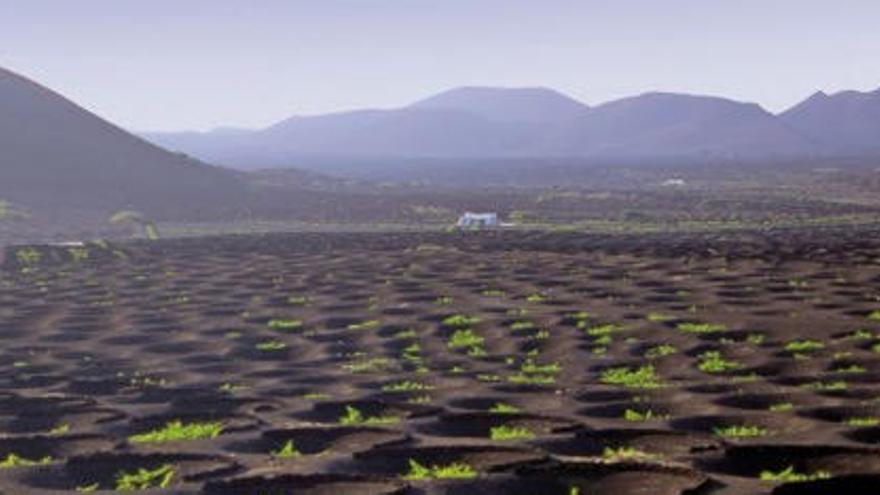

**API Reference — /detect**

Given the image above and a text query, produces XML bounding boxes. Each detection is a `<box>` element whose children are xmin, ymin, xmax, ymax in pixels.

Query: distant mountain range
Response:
<box><xmin>3</xmin><ymin>62</ymin><xmax>880</xmax><ymax>213</ymax></box>
<box><xmin>142</xmin><ymin>85</ymin><xmax>880</xmax><ymax>173</ymax></box>
<box><xmin>0</xmin><ymin>66</ymin><xmax>247</xmax><ymax>220</ymax></box>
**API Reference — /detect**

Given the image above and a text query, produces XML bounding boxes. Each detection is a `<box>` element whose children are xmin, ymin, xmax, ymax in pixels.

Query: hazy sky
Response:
<box><xmin>2</xmin><ymin>1</ymin><xmax>879</xmax><ymax>131</ymax></box>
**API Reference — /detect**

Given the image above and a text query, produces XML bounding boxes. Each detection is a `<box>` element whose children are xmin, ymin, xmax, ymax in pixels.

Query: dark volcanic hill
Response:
<box><xmin>781</xmin><ymin>88</ymin><xmax>880</xmax><ymax>155</ymax></box>
<box><xmin>544</xmin><ymin>92</ymin><xmax>820</xmax><ymax>159</ymax></box>
<box><xmin>0</xmin><ymin>66</ymin><xmax>246</xmax><ymax>220</ymax></box>
<box><xmin>409</xmin><ymin>86</ymin><xmax>589</xmax><ymax>124</ymax></box>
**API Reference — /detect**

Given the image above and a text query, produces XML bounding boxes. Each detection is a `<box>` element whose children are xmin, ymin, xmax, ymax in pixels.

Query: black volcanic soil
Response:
<box><xmin>2</xmin><ymin>229</ymin><xmax>880</xmax><ymax>494</ymax></box>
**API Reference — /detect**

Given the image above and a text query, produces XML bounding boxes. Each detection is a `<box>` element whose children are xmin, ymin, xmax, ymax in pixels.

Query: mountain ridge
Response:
<box><xmin>780</xmin><ymin>86</ymin><xmax>880</xmax><ymax>155</ymax></box>
<box><xmin>143</xmin><ymin>85</ymin><xmax>860</xmax><ymax>170</ymax></box>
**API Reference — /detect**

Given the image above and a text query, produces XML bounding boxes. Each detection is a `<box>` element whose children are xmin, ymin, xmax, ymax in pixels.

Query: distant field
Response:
<box><xmin>6</xmin><ymin>161</ymin><xmax>880</xmax><ymax>248</ymax></box>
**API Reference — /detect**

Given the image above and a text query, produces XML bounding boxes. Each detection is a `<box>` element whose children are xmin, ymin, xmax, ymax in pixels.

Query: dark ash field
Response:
<box><xmin>2</xmin><ymin>229</ymin><xmax>880</xmax><ymax>494</ymax></box>
<box><xmin>5</xmin><ymin>4</ymin><xmax>880</xmax><ymax>493</ymax></box>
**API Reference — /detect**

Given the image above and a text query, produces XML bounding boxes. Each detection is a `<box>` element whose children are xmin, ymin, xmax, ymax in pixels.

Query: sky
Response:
<box><xmin>2</xmin><ymin>0</ymin><xmax>879</xmax><ymax>132</ymax></box>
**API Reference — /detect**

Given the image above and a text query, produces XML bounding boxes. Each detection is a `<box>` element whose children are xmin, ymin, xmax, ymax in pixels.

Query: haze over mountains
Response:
<box><xmin>3</xmin><ymin>62</ymin><xmax>880</xmax><ymax>208</ymax></box>
<box><xmin>143</xmin><ymin>85</ymin><xmax>880</xmax><ymax>174</ymax></box>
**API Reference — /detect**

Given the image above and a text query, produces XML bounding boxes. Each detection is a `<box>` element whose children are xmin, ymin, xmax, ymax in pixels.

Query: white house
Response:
<box><xmin>456</xmin><ymin>212</ymin><xmax>499</xmax><ymax>229</ymax></box>
<box><xmin>661</xmin><ymin>178</ymin><xmax>687</xmax><ymax>187</ymax></box>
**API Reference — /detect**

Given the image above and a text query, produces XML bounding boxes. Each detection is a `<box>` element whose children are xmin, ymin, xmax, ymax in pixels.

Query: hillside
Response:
<box><xmin>0</xmin><ymin>66</ymin><xmax>247</xmax><ymax>221</ymax></box>
<box><xmin>781</xmin><ymin>88</ymin><xmax>880</xmax><ymax>155</ymax></box>
<box><xmin>544</xmin><ymin>92</ymin><xmax>820</xmax><ymax>158</ymax></box>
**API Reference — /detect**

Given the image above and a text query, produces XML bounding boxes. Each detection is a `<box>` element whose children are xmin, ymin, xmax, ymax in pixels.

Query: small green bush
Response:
<box><xmin>713</xmin><ymin>425</ymin><xmax>768</xmax><ymax>438</ymax></box>
<box><xmin>403</xmin><ymin>459</ymin><xmax>477</xmax><ymax>480</ymax></box>
<box><xmin>489</xmin><ymin>425</ymin><xmax>535</xmax><ymax>441</ymax></box>
<box><xmin>272</xmin><ymin>440</ymin><xmax>302</xmax><ymax>458</ymax></box>
<box><xmin>697</xmin><ymin>351</ymin><xmax>742</xmax><ymax>373</ymax></box>
<box><xmin>129</xmin><ymin>420</ymin><xmax>222</xmax><ymax>444</ymax></box>
<box><xmin>784</xmin><ymin>340</ymin><xmax>824</xmax><ymax>352</ymax></box>
<box><xmin>600</xmin><ymin>365</ymin><xmax>663</xmax><ymax>389</ymax></box>
<box><xmin>677</xmin><ymin>322</ymin><xmax>726</xmax><ymax>334</ymax></box>
<box><xmin>759</xmin><ymin>466</ymin><xmax>831</xmax><ymax>483</ymax></box>
<box><xmin>489</xmin><ymin>403</ymin><xmax>520</xmax><ymax>414</ymax></box>
<box><xmin>448</xmin><ymin>329</ymin><xmax>484</xmax><ymax>349</ymax></box>
<box><xmin>442</xmin><ymin>314</ymin><xmax>481</xmax><ymax>329</ymax></box>
<box><xmin>116</xmin><ymin>464</ymin><xmax>174</xmax><ymax>491</ymax></box>
<box><xmin>0</xmin><ymin>453</ymin><xmax>53</xmax><ymax>469</ymax></box>
<box><xmin>339</xmin><ymin>405</ymin><xmax>400</xmax><ymax>426</ymax></box>
<box><xmin>268</xmin><ymin>319</ymin><xmax>303</xmax><ymax>331</ymax></box>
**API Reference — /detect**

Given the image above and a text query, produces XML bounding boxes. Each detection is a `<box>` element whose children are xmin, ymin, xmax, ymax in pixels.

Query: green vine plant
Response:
<box><xmin>109</xmin><ymin>210</ymin><xmax>161</xmax><ymax>240</ymax></box>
